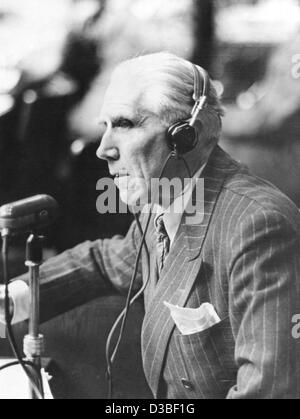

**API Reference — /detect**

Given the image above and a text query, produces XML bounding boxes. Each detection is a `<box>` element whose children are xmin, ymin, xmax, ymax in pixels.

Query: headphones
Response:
<box><xmin>167</xmin><ymin>64</ymin><xmax>210</xmax><ymax>155</ymax></box>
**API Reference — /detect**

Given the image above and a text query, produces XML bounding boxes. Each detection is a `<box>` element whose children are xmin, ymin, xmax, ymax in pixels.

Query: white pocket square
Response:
<box><xmin>164</xmin><ymin>301</ymin><xmax>221</xmax><ymax>336</ymax></box>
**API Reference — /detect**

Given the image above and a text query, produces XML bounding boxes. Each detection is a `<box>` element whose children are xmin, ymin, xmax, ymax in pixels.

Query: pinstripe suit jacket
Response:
<box><xmin>21</xmin><ymin>145</ymin><xmax>300</xmax><ymax>399</ymax></box>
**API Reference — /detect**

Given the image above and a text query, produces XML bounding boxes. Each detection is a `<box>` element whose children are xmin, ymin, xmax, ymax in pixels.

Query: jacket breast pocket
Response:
<box><xmin>176</xmin><ymin>316</ymin><xmax>237</xmax><ymax>398</ymax></box>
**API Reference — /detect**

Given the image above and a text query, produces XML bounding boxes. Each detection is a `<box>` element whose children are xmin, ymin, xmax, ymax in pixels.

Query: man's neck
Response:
<box><xmin>168</xmin><ymin>138</ymin><xmax>215</xmax><ymax>179</ymax></box>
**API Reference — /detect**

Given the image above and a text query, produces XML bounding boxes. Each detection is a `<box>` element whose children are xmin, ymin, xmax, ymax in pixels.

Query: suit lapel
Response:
<box><xmin>141</xmin><ymin>146</ymin><xmax>239</xmax><ymax>397</ymax></box>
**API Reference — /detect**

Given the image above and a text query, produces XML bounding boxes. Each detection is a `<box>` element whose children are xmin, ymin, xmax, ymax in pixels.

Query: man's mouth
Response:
<box><xmin>113</xmin><ymin>173</ymin><xmax>131</xmax><ymax>189</ymax></box>
<box><xmin>114</xmin><ymin>174</ymin><xmax>129</xmax><ymax>179</ymax></box>
<box><xmin>112</xmin><ymin>171</ymin><xmax>130</xmax><ymax>179</ymax></box>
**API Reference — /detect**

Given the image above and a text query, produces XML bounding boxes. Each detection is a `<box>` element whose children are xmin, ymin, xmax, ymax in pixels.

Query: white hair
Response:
<box><xmin>113</xmin><ymin>52</ymin><xmax>224</xmax><ymax>147</ymax></box>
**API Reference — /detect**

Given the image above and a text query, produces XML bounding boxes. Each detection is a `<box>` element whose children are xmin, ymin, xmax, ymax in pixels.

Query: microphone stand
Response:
<box><xmin>23</xmin><ymin>233</ymin><xmax>44</xmax><ymax>399</ymax></box>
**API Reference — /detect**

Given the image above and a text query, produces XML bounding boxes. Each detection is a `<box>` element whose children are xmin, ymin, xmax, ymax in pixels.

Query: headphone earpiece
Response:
<box><xmin>167</xmin><ymin>64</ymin><xmax>209</xmax><ymax>155</ymax></box>
<box><xmin>167</xmin><ymin>121</ymin><xmax>198</xmax><ymax>155</ymax></box>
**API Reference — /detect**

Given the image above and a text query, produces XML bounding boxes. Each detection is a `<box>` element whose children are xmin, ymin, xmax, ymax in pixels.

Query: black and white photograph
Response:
<box><xmin>1</xmin><ymin>0</ymin><xmax>300</xmax><ymax>402</ymax></box>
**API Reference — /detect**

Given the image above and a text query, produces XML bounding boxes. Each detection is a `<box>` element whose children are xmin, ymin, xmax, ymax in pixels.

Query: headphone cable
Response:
<box><xmin>105</xmin><ymin>212</ymin><xmax>151</xmax><ymax>399</ymax></box>
<box><xmin>105</xmin><ymin>152</ymin><xmax>176</xmax><ymax>398</ymax></box>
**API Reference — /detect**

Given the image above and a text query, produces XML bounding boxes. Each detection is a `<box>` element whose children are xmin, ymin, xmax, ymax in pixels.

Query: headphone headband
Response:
<box><xmin>192</xmin><ymin>65</ymin><xmax>208</xmax><ymax>102</ymax></box>
<box><xmin>190</xmin><ymin>64</ymin><xmax>209</xmax><ymax>127</ymax></box>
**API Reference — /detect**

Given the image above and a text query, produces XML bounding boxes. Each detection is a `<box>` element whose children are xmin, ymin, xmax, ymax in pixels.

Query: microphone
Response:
<box><xmin>0</xmin><ymin>195</ymin><xmax>59</xmax><ymax>233</ymax></box>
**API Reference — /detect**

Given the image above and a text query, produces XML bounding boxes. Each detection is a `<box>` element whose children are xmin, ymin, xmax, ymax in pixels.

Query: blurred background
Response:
<box><xmin>1</xmin><ymin>0</ymin><xmax>300</xmax><ymax>255</ymax></box>
<box><xmin>1</xmin><ymin>0</ymin><xmax>300</xmax><ymax>398</ymax></box>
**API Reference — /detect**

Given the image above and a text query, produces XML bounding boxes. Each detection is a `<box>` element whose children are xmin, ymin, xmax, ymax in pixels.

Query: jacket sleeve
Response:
<box><xmin>16</xmin><ymin>221</ymin><xmax>142</xmax><ymax>323</ymax></box>
<box><xmin>227</xmin><ymin>208</ymin><xmax>300</xmax><ymax>399</ymax></box>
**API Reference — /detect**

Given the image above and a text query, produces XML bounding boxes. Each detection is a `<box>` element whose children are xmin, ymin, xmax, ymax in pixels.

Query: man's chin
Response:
<box><xmin>119</xmin><ymin>191</ymin><xmax>149</xmax><ymax>213</ymax></box>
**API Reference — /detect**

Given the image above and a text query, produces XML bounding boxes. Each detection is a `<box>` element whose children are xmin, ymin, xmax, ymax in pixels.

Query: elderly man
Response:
<box><xmin>1</xmin><ymin>52</ymin><xmax>300</xmax><ymax>399</ymax></box>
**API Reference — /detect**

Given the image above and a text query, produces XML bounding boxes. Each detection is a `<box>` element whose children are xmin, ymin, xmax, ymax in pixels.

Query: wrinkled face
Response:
<box><xmin>97</xmin><ymin>73</ymin><xmax>171</xmax><ymax>207</ymax></box>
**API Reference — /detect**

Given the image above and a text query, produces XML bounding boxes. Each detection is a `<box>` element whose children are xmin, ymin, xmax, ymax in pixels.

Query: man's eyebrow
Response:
<box><xmin>98</xmin><ymin>110</ymin><xmax>152</xmax><ymax>126</ymax></box>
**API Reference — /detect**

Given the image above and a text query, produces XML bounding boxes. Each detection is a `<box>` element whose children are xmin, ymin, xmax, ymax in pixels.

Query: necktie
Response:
<box><xmin>155</xmin><ymin>214</ymin><xmax>170</xmax><ymax>275</ymax></box>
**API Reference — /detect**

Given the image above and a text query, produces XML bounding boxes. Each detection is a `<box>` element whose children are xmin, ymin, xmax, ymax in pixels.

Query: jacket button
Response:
<box><xmin>181</xmin><ymin>378</ymin><xmax>193</xmax><ymax>390</ymax></box>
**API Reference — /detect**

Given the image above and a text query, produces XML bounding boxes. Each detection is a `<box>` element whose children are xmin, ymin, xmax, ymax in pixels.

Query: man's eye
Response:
<box><xmin>115</xmin><ymin>118</ymin><xmax>134</xmax><ymax>129</ymax></box>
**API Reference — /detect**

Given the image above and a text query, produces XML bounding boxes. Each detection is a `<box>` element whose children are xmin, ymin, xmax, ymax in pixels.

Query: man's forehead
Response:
<box><xmin>101</xmin><ymin>75</ymin><xmax>143</xmax><ymax>113</ymax></box>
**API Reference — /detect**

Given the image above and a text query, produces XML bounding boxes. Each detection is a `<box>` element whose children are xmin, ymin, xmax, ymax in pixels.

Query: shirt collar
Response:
<box><xmin>154</xmin><ymin>164</ymin><xmax>205</xmax><ymax>245</ymax></box>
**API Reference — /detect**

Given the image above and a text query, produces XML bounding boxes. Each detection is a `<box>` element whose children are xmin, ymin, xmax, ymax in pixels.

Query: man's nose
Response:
<box><xmin>96</xmin><ymin>128</ymin><xmax>119</xmax><ymax>161</ymax></box>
